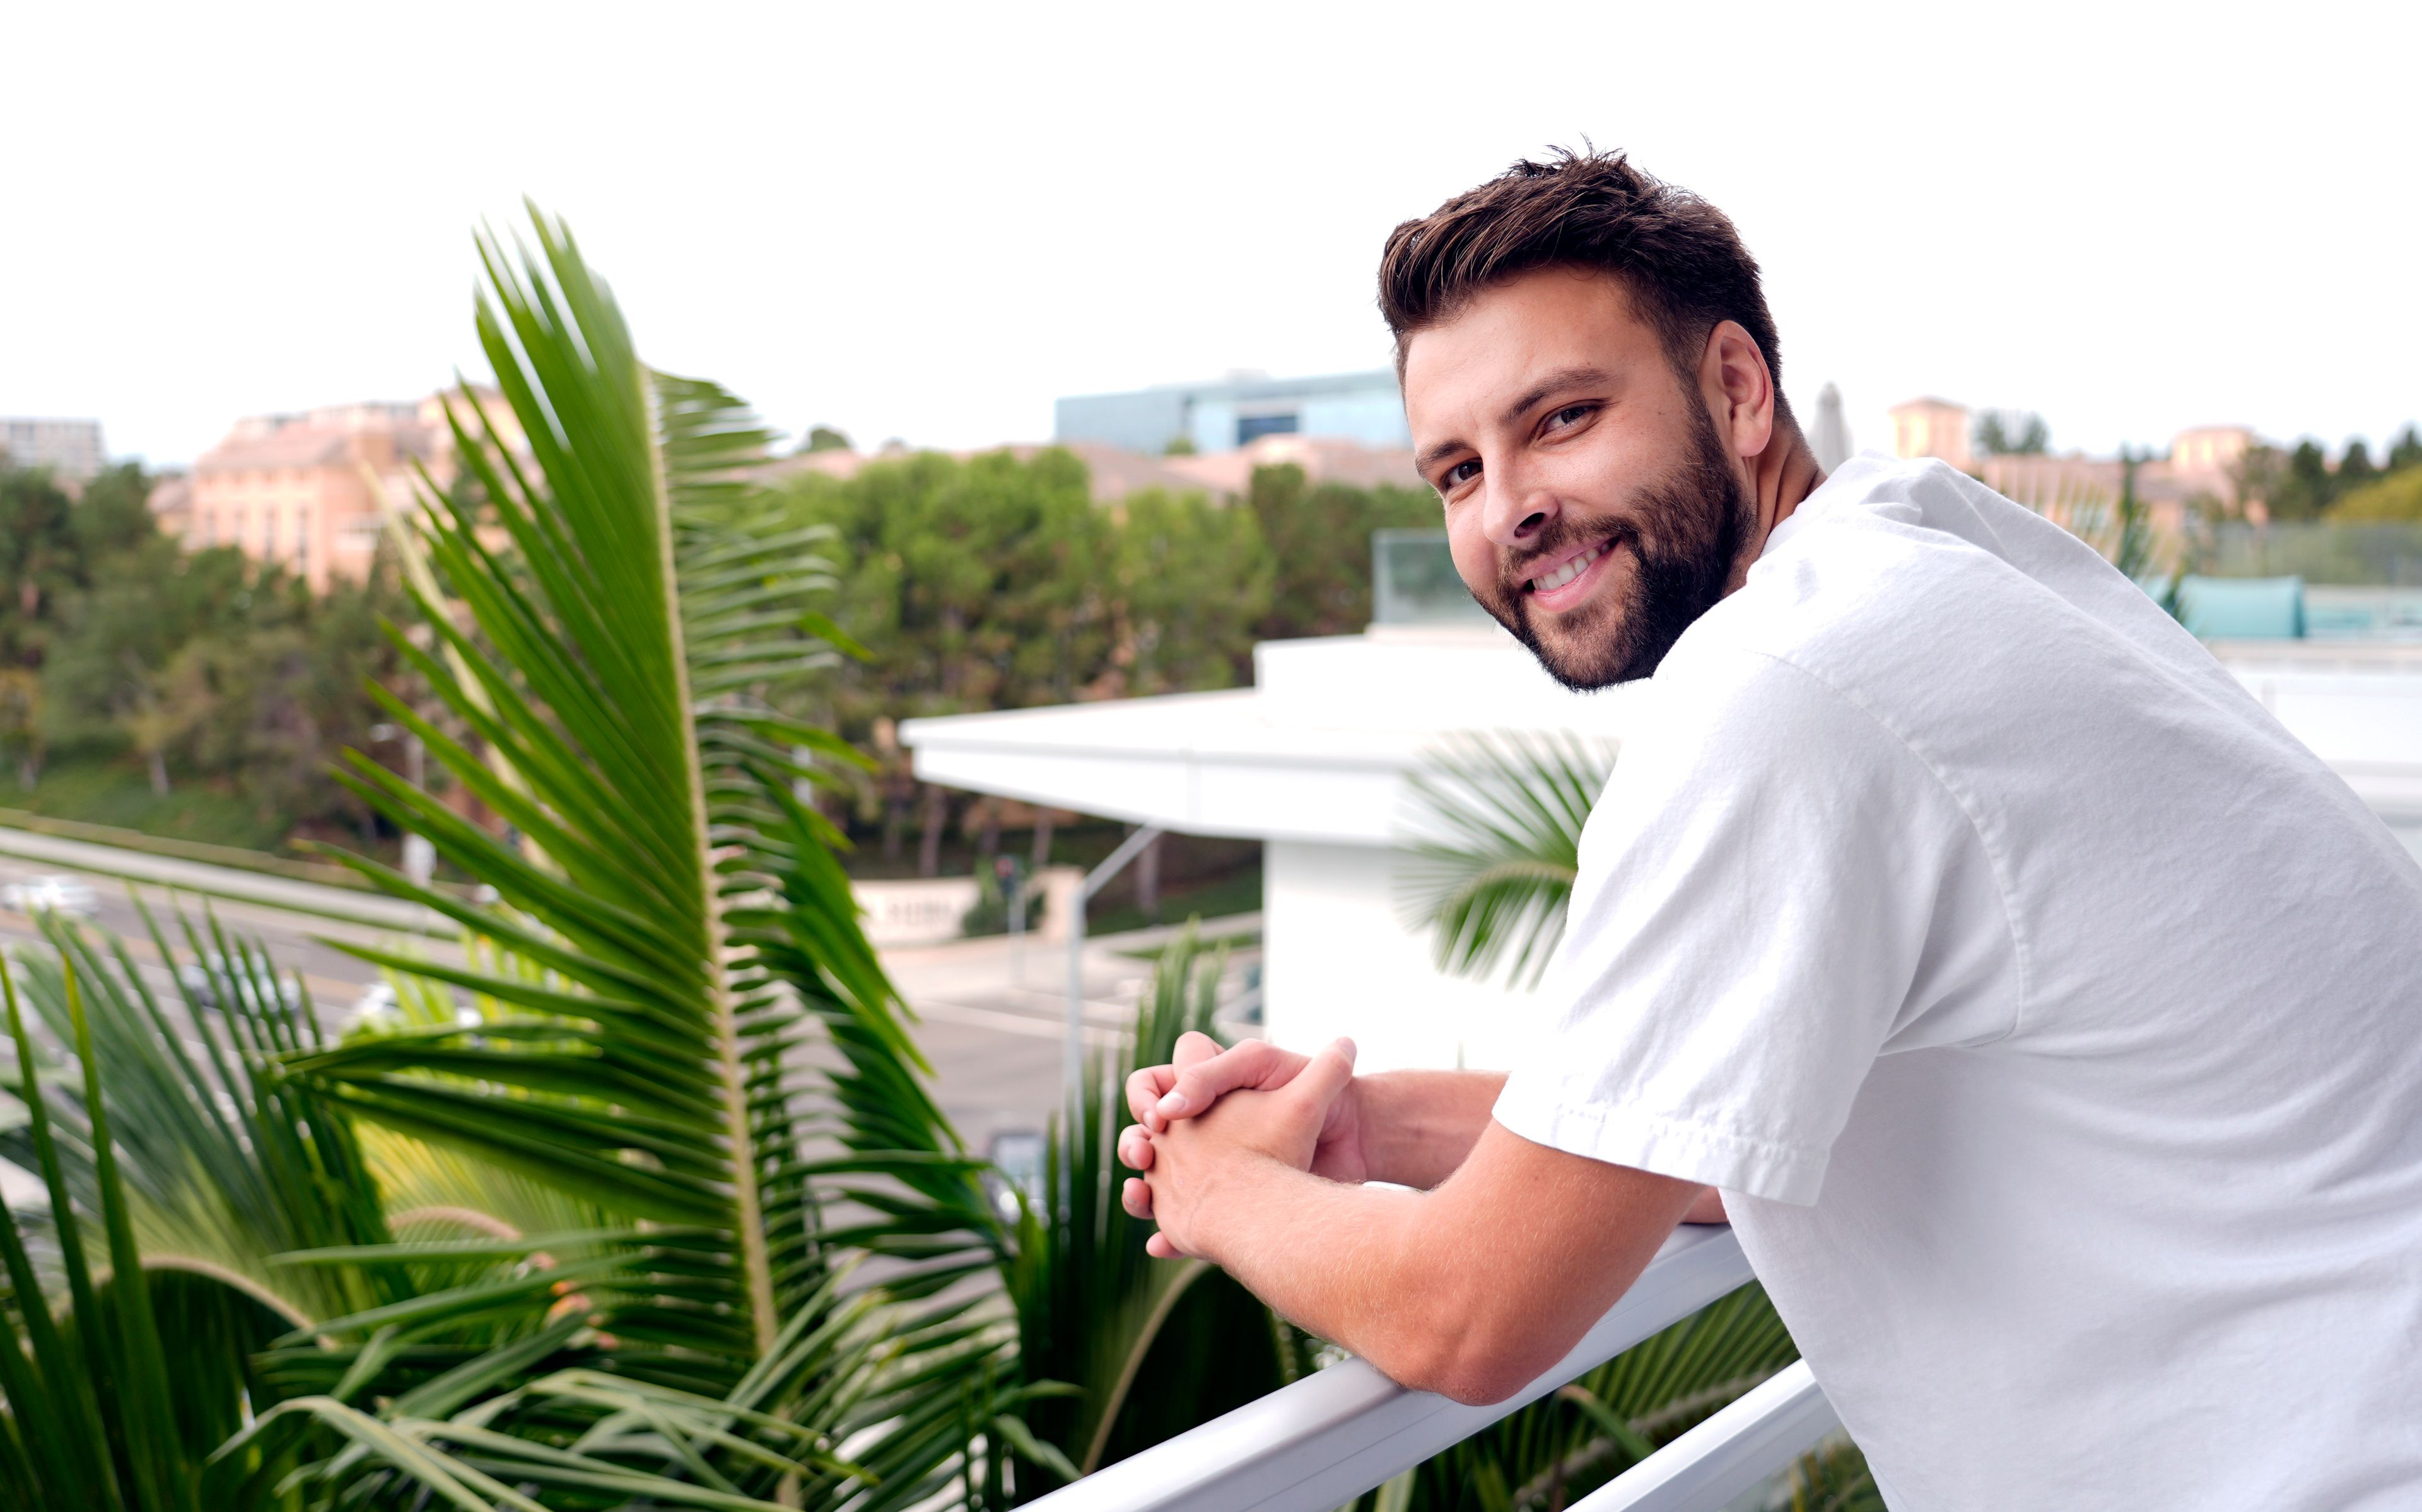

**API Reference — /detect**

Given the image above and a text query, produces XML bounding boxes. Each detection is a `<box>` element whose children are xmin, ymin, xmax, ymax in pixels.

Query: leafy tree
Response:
<box><xmin>72</xmin><ymin>461</ymin><xmax>158</xmax><ymax>557</ymax></box>
<box><xmin>2269</xmin><ymin>438</ymin><xmax>2336</xmax><ymax>521</ymax></box>
<box><xmin>32</xmin><ymin>538</ymin><xmax>406</xmax><ymax>834</ymax></box>
<box><xmin>2388</xmin><ymin>424</ymin><xmax>2422</xmax><ymax>474</ymax></box>
<box><xmin>2338</xmin><ymin>438</ymin><xmax>2378</xmax><ymax>489</ymax></box>
<box><xmin>1108</xmin><ymin>487</ymin><xmax>1270</xmax><ymax>694</ymax></box>
<box><xmin>1974</xmin><ymin>409</ymin><xmax>2050</xmax><ymax>456</ymax></box>
<box><xmin>1161</xmin><ymin>435</ymin><xmax>1199</xmax><ymax>456</ymax></box>
<box><xmin>0</xmin><ymin>668</ymin><xmax>39</xmax><ymax>788</ymax></box>
<box><xmin>1248</xmin><ymin>463</ymin><xmax>1437</xmax><ymax>641</ymax></box>
<box><xmin>2334</xmin><ymin>467</ymin><xmax>2422</xmax><ymax>521</ymax></box>
<box><xmin>777</xmin><ymin>448</ymin><xmax>1117</xmax><ymax>869</ymax></box>
<box><xmin>801</xmin><ymin>423</ymin><xmax>852</xmax><ymax>453</ymax></box>
<box><xmin>0</xmin><ymin>465</ymin><xmax>80</xmax><ymax>666</ymax></box>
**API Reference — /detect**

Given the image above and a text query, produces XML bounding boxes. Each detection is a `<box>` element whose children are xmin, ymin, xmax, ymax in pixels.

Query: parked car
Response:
<box><xmin>176</xmin><ymin>953</ymin><xmax>304</xmax><ymax>1015</ymax></box>
<box><xmin>347</xmin><ymin>980</ymin><xmax>402</xmax><ymax>1032</ymax></box>
<box><xmin>0</xmin><ymin>875</ymin><xmax>100</xmax><ymax>918</ymax></box>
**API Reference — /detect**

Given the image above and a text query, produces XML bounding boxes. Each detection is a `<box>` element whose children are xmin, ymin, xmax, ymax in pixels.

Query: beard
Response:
<box><xmin>1473</xmin><ymin>405</ymin><xmax>1753</xmax><ymax>692</ymax></box>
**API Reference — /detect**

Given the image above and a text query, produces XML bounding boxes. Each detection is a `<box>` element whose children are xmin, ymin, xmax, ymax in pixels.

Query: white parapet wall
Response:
<box><xmin>906</xmin><ymin>625</ymin><xmax>2422</xmax><ymax>1073</ymax></box>
<box><xmin>852</xmin><ymin>876</ymin><xmax>980</xmax><ymax>948</ymax></box>
<box><xmin>1263</xmin><ymin>838</ymin><xmax>1544</xmax><ymax>1074</ymax></box>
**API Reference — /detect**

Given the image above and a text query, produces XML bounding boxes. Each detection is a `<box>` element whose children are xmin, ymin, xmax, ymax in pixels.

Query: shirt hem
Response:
<box><xmin>1492</xmin><ymin>1091</ymin><xmax>1830</xmax><ymax>1206</ymax></box>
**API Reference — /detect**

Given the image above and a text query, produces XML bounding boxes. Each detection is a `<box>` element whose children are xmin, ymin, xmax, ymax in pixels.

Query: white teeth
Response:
<box><xmin>1532</xmin><ymin>544</ymin><xmax>1603</xmax><ymax>593</ymax></box>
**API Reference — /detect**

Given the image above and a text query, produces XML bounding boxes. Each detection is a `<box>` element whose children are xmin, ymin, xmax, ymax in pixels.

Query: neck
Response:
<box><xmin>1753</xmin><ymin>425</ymin><xmax>1823</xmax><ymax>543</ymax></box>
<box><xmin>1728</xmin><ymin>426</ymin><xmax>1824</xmax><ymax>591</ymax></box>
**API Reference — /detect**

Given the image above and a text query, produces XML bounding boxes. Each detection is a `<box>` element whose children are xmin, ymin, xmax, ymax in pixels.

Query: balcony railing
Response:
<box><xmin>1027</xmin><ymin>1224</ymin><xmax>1840</xmax><ymax>1512</ymax></box>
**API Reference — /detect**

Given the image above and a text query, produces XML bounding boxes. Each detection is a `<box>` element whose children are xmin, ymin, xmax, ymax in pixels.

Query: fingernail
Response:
<box><xmin>1338</xmin><ymin>1037</ymin><xmax>1358</xmax><ymax>1063</ymax></box>
<box><xmin>1156</xmin><ymin>1092</ymin><xmax>1188</xmax><ymax>1117</ymax></box>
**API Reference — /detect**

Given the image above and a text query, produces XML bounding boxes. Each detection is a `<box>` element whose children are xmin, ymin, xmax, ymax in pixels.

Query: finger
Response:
<box><xmin>1155</xmin><ymin>1039</ymin><xmax>1300</xmax><ymax>1122</ymax></box>
<box><xmin>1116</xmin><ymin>1124</ymin><xmax>1155</xmax><ymax>1173</ymax></box>
<box><xmin>1145</xmin><ymin>1232</ymin><xmax>1185</xmax><ymax>1260</ymax></box>
<box><xmin>1126</xmin><ymin>1064</ymin><xmax>1176</xmax><ymax>1127</ymax></box>
<box><xmin>1284</xmin><ymin>1037</ymin><xmax>1359</xmax><ymax>1114</ymax></box>
<box><xmin>1121</xmin><ymin>1177</ymin><xmax>1154</xmax><ymax>1220</ymax></box>
<box><xmin>1171</xmin><ymin>1031</ymin><xmax>1222</xmax><ymax>1069</ymax></box>
<box><xmin>1151</xmin><ymin>1034</ymin><xmax>1222</xmax><ymax>1129</ymax></box>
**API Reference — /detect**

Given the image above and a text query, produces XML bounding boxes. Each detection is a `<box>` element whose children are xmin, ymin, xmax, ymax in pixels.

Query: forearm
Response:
<box><xmin>1179</xmin><ymin>1124</ymin><xmax>1698</xmax><ymax>1405</ymax></box>
<box><xmin>1190</xmin><ymin>1156</ymin><xmax>1471</xmax><ymax>1390</ymax></box>
<box><xmin>1354</xmin><ymin>1069</ymin><xmax>1506</xmax><ymax>1188</ymax></box>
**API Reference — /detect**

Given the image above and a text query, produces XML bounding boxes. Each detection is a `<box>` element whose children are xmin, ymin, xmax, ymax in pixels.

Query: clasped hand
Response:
<box><xmin>1116</xmin><ymin>1032</ymin><xmax>1360</xmax><ymax>1260</ymax></box>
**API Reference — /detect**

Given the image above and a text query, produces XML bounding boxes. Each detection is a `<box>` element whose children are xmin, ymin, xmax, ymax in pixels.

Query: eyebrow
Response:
<box><xmin>1499</xmin><ymin>365</ymin><xmax>1616</xmax><ymax>431</ymax></box>
<box><xmin>1414</xmin><ymin>364</ymin><xmax>1619</xmax><ymax>479</ymax></box>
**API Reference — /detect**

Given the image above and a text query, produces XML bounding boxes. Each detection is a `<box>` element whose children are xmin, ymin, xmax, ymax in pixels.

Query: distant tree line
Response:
<box><xmin>0</xmin><ymin>447</ymin><xmax>1439</xmax><ymax>866</ymax></box>
<box><xmin>0</xmin><ymin>458</ymin><xmax>408</xmax><ymax>849</ymax></box>
<box><xmin>2242</xmin><ymin>425</ymin><xmax>2422</xmax><ymax>522</ymax></box>
<box><xmin>774</xmin><ymin>448</ymin><xmax>1437</xmax><ymax>872</ymax></box>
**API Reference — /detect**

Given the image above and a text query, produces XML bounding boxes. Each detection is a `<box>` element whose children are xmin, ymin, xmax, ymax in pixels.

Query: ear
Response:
<box><xmin>1698</xmin><ymin>320</ymin><xmax>1776</xmax><ymax>462</ymax></box>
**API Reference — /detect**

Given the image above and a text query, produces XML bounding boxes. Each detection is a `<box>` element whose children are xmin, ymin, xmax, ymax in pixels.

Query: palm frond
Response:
<box><xmin>1395</xmin><ymin>730</ymin><xmax>1617</xmax><ymax>989</ymax></box>
<box><xmin>249</xmin><ymin>206</ymin><xmax>1014</xmax><ymax>1504</ymax></box>
<box><xmin>1007</xmin><ymin>926</ymin><xmax>1313</xmax><ymax>1493</ymax></box>
<box><xmin>1</xmin><ymin>905</ymin><xmax>394</xmax><ymax>1328</ymax></box>
<box><xmin>0</xmin><ymin>951</ymin><xmax>328</xmax><ymax>1511</ymax></box>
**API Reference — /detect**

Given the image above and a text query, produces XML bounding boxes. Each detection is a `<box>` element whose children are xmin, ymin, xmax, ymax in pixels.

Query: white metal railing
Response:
<box><xmin>1576</xmin><ymin>1359</ymin><xmax>1836</xmax><ymax>1510</ymax></box>
<box><xmin>1027</xmin><ymin>1224</ymin><xmax>1839</xmax><ymax>1512</ymax></box>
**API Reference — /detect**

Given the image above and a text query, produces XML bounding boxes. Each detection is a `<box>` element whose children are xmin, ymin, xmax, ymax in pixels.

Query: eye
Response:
<box><xmin>1442</xmin><ymin>457</ymin><xmax>1482</xmax><ymax>488</ymax></box>
<box><xmin>1544</xmin><ymin>403</ymin><xmax>1594</xmax><ymax>432</ymax></box>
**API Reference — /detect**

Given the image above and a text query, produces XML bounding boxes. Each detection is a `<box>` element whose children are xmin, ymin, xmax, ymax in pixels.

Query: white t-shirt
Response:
<box><xmin>1494</xmin><ymin>455</ymin><xmax>2422</xmax><ymax>1509</ymax></box>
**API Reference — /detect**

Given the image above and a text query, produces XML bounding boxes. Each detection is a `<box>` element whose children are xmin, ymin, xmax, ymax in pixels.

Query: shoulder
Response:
<box><xmin>1664</xmin><ymin>457</ymin><xmax>2083</xmax><ymax>719</ymax></box>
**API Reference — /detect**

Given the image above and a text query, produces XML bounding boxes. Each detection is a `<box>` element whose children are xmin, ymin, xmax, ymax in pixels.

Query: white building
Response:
<box><xmin>0</xmin><ymin>417</ymin><xmax>106</xmax><ymax>479</ymax></box>
<box><xmin>904</xmin><ymin>605</ymin><xmax>2422</xmax><ymax>1071</ymax></box>
<box><xmin>1055</xmin><ymin>370</ymin><xmax>1410</xmax><ymax>457</ymax></box>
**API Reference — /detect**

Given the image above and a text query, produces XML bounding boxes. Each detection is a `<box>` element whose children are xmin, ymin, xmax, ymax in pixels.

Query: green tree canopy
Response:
<box><xmin>1974</xmin><ymin>409</ymin><xmax>2050</xmax><ymax>456</ymax></box>
<box><xmin>1246</xmin><ymin>463</ymin><xmax>1438</xmax><ymax>641</ymax></box>
<box><xmin>2333</xmin><ymin>467</ymin><xmax>2422</xmax><ymax>521</ymax></box>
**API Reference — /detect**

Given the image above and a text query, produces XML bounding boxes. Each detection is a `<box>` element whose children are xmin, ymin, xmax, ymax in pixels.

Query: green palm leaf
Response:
<box><xmin>4</xmin><ymin>207</ymin><xmax>1015</xmax><ymax>1512</ymax></box>
<box><xmin>1007</xmin><ymin>926</ymin><xmax>1311</xmax><ymax>1494</ymax></box>
<box><xmin>249</xmin><ymin>206</ymin><xmax>1011</xmax><ymax>1505</ymax></box>
<box><xmin>1396</xmin><ymin>731</ymin><xmax>1617</xmax><ymax>989</ymax></box>
<box><xmin>0</xmin><ymin>952</ymin><xmax>332</xmax><ymax>1511</ymax></box>
<box><xmin>1</xmin><ymin>905</ymin><xmax>394</xmax><ymax>1329</ymax></box>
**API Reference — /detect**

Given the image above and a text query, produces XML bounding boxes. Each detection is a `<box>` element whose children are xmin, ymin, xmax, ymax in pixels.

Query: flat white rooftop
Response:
<box><xmin>903</xmin><ymin>626</ymin><xmax>2422</xmax><ymax>851</ymax></box>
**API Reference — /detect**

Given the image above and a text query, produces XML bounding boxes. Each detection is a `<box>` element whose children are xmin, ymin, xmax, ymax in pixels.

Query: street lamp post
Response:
<box><xmin>1064</xmin><ymin>825</ymin><xmax>1164</xmax><ymax>1108</ymax></box>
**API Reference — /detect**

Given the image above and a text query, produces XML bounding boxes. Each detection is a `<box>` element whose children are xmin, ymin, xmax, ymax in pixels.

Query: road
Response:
<box><xmin>0</xmin><ymin>835</ymin><xmax>1260</xmax><ymax>1166</ymax></box>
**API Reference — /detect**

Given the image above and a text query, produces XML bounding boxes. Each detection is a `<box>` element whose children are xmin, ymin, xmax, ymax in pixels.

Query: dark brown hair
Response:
<box><xmin>1379</xmin><ymin>148</ymin><xmax>1791</xmax><ymax>424</ymax></box>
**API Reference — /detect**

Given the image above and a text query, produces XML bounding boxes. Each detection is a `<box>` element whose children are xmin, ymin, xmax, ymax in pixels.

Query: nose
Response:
<box><xmin>1480</xmin><ymin>465</ymin><xmax>1558</xmax><ymax>550</ymax></box>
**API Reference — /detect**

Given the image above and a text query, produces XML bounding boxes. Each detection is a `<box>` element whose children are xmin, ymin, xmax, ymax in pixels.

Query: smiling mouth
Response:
<box><xmin>1526</xmin><ymin>539</ymin><xmax>1612</xmax><ymax>594</ymax></box>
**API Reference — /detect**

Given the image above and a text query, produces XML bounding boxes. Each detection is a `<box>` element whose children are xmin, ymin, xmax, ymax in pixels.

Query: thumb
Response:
<box><xmin>1285</xmin><ymin>1037</ymin><xmax>1357</xmax><ymax>1114</ymax></box>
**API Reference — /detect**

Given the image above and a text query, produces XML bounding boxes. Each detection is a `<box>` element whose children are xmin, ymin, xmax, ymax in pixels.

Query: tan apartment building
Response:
<box><xmin>185</xmin><ymin>390</ymin><xmax>524</xmax><ymax>592</ymax></box>
<box><xmin>1887</xmin><ymin>397</ymin><xmax>1975</xmax><ymax>472</ymax></box>
<box><xmin>1886</xmin><ymin>395</ymin><xmax>2257</xmax><ymax>538</ymax></box>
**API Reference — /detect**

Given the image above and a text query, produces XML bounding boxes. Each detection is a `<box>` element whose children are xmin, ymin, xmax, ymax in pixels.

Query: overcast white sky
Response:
<box><xmin>6</xmin><ymin>1</ymin><xmax>2416</xmax><ymax>470</ymax></box>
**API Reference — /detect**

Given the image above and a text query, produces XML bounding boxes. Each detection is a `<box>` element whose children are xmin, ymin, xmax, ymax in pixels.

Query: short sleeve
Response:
<box><xmin>1492</xmin><ymin>648</ymin><xmax>2008</xmax><ymax>1205</ymax></box>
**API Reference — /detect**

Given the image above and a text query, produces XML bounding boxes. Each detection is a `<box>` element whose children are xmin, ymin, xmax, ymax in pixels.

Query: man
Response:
<box><xmin>1115</xmin><ymin>149</ymin><xmax>2422</xmax><ymax>1508</ymax></box>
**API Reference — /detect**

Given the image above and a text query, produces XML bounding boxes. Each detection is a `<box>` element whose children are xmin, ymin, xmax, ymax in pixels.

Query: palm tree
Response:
<box><xmin>1396</xmin><ymin>731</ymin><xmax>1616</xmax><ymax>989</ymax></box>
<box><xmin>1</xmin><ymin>207</ymin><xmax>1024</xmax><ymax>1509</ymax></box>
<box><xmin>1005</xmin><ymin>926</ymin><xmax>1313</xmax><ymax>1494</ymax></box>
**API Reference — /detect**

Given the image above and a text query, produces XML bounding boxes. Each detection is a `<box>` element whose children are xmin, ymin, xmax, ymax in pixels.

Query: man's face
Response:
<box><xmin>1403</xmin><ymin>268</ymin><xmax>1752</xmax><ymax>690</ymax></box>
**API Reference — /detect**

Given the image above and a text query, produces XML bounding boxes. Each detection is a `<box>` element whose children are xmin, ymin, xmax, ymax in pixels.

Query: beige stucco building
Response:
<box><xmin>1887</xmin><ymin>398</ymin><xmax>1975</xmax><ymax>472</ymax></box>
<box><xmin>185</xmin><ymin>390</ymin><xmax>524</xmax><ymax>591</ymax></box>
<box><xmin>1886</xmin><ymin>396</ymin><xmax>2257</xmax><ymax>540</ymax></box>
